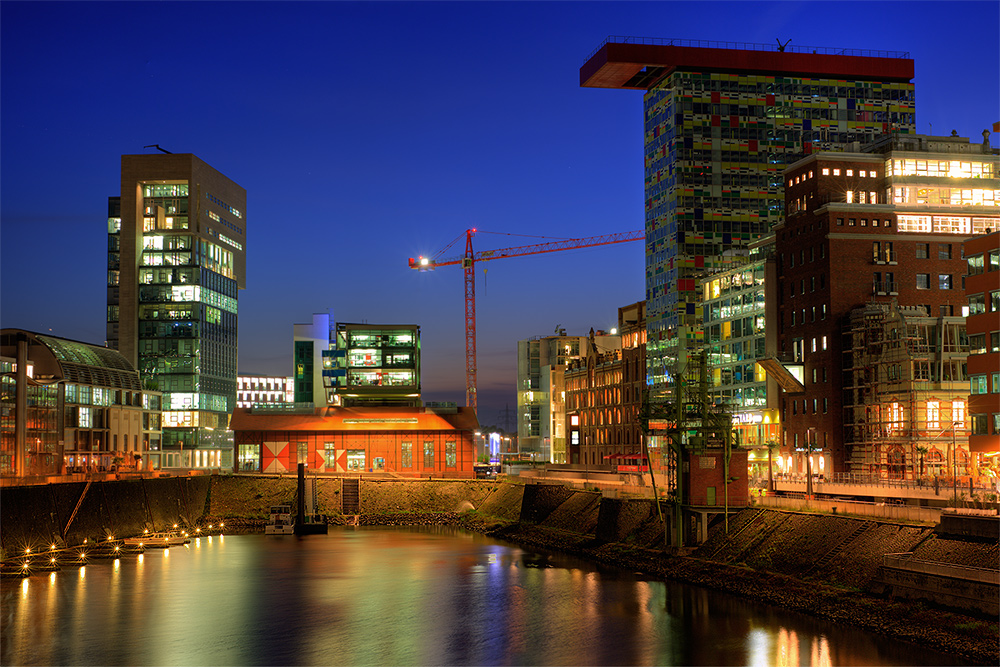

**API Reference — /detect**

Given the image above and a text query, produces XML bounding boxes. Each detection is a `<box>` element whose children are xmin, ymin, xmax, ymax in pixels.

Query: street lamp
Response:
<box><xmin>806</xmin><ymin>428</ymin><xmax>816</xmax><ymax>500</ymax></box>
<box><xmin>951</xmin><ymin>421</ymin><xmax>958</xmax><ymax>506</ymax></box>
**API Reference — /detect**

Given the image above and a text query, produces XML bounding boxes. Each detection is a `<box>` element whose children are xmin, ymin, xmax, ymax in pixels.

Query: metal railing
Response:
<box><xmin>883</xmin><ymin>552</ymin><xmax>1000</xmax><ymax>585</ymax></box>
<box><xmin>826</xmin><ymin>472</ymin><xmax>997</xmax><ymax>490</ymax></box>
<box><xmin>584</xmin><ymin>36</ymin><xmax>910</xmax><ymax>65</ymax></box>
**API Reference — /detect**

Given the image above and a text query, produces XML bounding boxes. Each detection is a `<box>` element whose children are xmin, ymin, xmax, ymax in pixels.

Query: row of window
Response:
<box><xmin>967</xmin><ymin>292</ymin><xmax>1000</xmax><ymax>316</ymax></box>
<box><xmin>970</xmin><ymin>373</ymin><xmax>1000</xmax><ymax>394</ymax></box>
<box><xmin>968</xmin><ymin>331</ymin><xmax>1000</xmax><ymax>354</ymax></box>
<box><xmin>789</xmin><ymin>304</ymin><xmax>829</xmax><ymax>326</ymax></box>
<box><xmin>915</xmin><ymin>273</ymin><xmax>955</xmax><ymax>290</ymax></box>
<box><xmin>967</xmin><ymin>250</ymin><xmax>1000</xmax><ymax>275</ymax></box>
<box><xmin>836</xmin><ymin>217</ymin><xmax>892</xmax><ymax>228</ymax></box>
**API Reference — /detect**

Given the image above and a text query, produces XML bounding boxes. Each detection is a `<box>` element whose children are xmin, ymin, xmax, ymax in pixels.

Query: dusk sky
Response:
<box><xmin>2</xmin><ymin>1</ymin><xmax>998</xmax><ymax>425</ymax></box>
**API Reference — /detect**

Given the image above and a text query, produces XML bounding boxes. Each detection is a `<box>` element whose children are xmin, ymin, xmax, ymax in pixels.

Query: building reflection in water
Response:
<box><xmin>0</xmin><ymin>530</ymin><xmax>964</xmax><ymax>667</ymax></box>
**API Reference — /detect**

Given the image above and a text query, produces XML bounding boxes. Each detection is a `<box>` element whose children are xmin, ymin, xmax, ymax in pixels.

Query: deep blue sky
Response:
<box><xmin>2</xmin><ymin>1</ymin><xmax>998</xmax><ymax>425</ymax></box>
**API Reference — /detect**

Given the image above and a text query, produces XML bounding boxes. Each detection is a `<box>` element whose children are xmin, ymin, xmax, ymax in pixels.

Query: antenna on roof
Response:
<box><xmin>776</xmin><ymin>38</ymin><xmax>791</xmax><ymax>53</ymax></box>
<box><xmin>143</xmin><ymin>144</ymin><xmax>172</xmax><ymax>154</ymax></box>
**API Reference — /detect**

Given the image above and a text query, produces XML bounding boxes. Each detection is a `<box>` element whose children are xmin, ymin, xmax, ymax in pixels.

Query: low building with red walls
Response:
<box><xmin>230</xmin><ymin>405</ymin><xmax>478</xmax><ymax>477</ymax></box>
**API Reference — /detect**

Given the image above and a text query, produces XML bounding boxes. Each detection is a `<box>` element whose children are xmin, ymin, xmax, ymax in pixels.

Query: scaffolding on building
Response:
<box><xmin>843</xmin><ymin>301</ymin><xmax>970</xmax><ymax>480</ymax></box>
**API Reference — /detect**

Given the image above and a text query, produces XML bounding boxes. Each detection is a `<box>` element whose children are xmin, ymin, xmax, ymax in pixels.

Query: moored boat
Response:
<box><xmin>123</xmin><ymin>530</ymin><xmax>191</xmax><ymax>548</ymax></box>
<box><xmin>265</xmin><ymin>505</ymin><xmax>295</xmax><ymax>535</ymax></box>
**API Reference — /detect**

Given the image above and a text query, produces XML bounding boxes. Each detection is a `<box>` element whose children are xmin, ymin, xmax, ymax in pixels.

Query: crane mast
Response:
<box><xmin>409</xmin><ymin>228</ymin><xmax>643</xmax><ymax>415</ymax></box>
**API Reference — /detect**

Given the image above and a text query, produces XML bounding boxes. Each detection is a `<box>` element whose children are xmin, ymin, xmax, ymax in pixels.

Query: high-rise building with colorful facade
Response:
<box><xmin>108</xmin><ymin>154</ymin><xmax>246</xmax><ymax>469</ymax></box>
<box><xmin>580</xmin><ymin>38</ymin><xmax>915</xmax><ymax>397</ymax></box>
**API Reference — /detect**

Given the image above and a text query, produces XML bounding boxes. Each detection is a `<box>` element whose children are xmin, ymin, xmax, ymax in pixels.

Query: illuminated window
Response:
<box><xmin>423</xmin><ymin>442</ymin><xmax>434</xmax><ymax>469</ymax></box>
<box><xmin>570</xmin><ymin>415</ymin><xmax>579</xmax><ymax>426</ymax></box>
<box><xmin>833</xmin><ymin>169</ymin><xmax>840</xmax><ymax>176</ymax></box>
<box><xmin>952</xmin><ymin>401</ymin><xmax>966</xmax><ymax>428</ymax></box>
<box><xmin>401</xmin><ymin>442</ymin><xmax>412</xmax><ymax>468</ymax></box>
<box><xmin>926</xmin><ymin>401</ymin><xmax>940</xmax><ymax>429</ymax></box>
<box><xmin>846</xmin><ymin>190</ymin><xmax>854</xmax><ymax>203</ymax></box>
<box><xmin>445</xmin><ymin>442</ymin><xmax>456</xmax><ymax>468</ymax></box>
<box><xmin>888</xmin><ymin>402</ymin><xmax>903</xmax><ymax>433</ymax></box>
<box><xmin>846</xmin><ymin>169</ymin><xmax>853</xmax><ymax>177</ymax></box>
<box><xmin>822</xmin><ymin>168</ymin><xmax>830</xmax><ymax>176</ymax></box>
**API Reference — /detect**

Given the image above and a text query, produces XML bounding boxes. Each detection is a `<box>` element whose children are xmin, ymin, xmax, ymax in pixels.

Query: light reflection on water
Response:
<box><xmin>0</xmin><ymin>528</ymin><xmax>964</xmax><ymax>666</ymax></box>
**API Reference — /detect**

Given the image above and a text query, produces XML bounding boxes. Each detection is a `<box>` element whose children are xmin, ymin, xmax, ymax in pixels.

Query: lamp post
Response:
<box><xmin>806</xmin><ymin>428</ymin><xmax>816</xmax><ymax>500</ymax></box>
<box><xmin>951</xmin><ymin>421</ymin><xmax>958</xmax><ymax>506</ymax></box>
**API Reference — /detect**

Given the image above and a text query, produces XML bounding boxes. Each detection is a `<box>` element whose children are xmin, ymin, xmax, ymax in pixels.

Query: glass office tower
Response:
<box><xmin>108</xmin><ymin>154</ymin><xmax>246</xmax><ymax>468</ymax></box>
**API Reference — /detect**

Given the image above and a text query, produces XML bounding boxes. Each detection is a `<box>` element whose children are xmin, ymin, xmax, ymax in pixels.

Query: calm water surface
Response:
<box><xmin>1</xmin><ymin>527</ymin><xmax>964</xmax><ymax>666</ymax></box>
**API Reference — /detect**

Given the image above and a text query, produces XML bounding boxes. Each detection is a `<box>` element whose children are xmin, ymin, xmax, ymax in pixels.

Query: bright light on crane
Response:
<box><xmin>409</xmin><ymin>228</ymin><xmax>643</xmax><ymax>416</ymax></box>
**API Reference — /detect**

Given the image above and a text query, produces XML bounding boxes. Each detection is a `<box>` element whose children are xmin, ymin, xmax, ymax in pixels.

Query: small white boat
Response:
<box><xmin>265</xmin><ymin>505</ymin><xmax>295</xmax><ymax>535</ymax></box>
<box><xmin>124</xmin><ymin>531</ymin><xmax>191</xmax><ymax>548</ymax></box>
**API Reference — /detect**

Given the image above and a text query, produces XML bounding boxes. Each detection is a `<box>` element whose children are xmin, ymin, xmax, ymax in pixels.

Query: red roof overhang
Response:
<box><xmin>230</xmin><ymin>406</ymin><xmax>480</xmax><ymax>433</ymax></box>
<box><xmin>580</xmin><ymin>43</ymin><xmax>914</xmax><ymax>90</ymax></box>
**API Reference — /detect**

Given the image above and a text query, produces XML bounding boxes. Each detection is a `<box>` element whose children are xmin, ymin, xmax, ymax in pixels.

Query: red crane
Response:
<box><xmin>408</xmin><ymin>228</ymin><xmax>643</xmax><ymax>415</ymax></box>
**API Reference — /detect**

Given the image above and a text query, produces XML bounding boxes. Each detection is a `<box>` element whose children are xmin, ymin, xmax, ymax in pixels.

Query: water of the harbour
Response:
<box><xmin>1</xmin><ymin>527</ymin><xmax>968</xmax><ymax>667</ymax></box>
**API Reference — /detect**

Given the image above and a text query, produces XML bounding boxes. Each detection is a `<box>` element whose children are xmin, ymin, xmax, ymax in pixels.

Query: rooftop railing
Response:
<box><xmin>585</xmin><ymin>36</ymin><xmax>910</xmax><ymax>66</ymax></box>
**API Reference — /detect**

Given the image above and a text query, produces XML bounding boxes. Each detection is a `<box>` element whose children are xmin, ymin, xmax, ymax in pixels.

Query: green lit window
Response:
<box><xmin>446</xmin><ymin>442</ymin><xmax>456</xmax><ymax>468</ymax></box>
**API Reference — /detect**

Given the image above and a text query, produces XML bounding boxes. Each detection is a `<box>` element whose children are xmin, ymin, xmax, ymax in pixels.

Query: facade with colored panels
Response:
<box><xmin>580</xmin><ymin>38</ymin><xmax>915</xmax><ymax>397</ymax></box>
<box><xmin>230</xmin><ymin>405</ymin><xmax>477</xmax><ymax>477</ymax></box>
<box><xmin>108</xmin><ymin>154</ymin><xmax>245</xmax><ymax>469</ymax></box>
<box><xmin>964</xmin><ymin>230</ymin><xmax>1000</xmax><ymax>460</ymax></box>
<box><xmin>773</xmin><ymin>134</ymin><xmax>999</xmax><ymax>477</ymax></box>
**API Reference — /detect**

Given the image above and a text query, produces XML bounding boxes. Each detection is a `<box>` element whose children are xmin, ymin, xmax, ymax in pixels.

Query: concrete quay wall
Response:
<box><xmin>1</xmin><ymin>476</ymin><xmax>210</xmax><ymax>555</ymax></box>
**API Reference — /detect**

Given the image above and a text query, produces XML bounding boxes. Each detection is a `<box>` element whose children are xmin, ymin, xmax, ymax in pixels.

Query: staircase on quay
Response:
<box><xmin>341</xmin><ymin>478</ymin><xmax>360</xmax><ymax>515</ymax></box>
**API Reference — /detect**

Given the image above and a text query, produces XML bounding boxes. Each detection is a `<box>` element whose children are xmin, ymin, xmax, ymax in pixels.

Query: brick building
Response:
<box><xmin>964</xmin><ymin>230</ymin><xmax>1000</xmax><ymax>467</ymax></box>
<box><xmin>770</xmin><ymin>133</ymin><xmax>999</xmax><ymax>477</ymax></box>
<box><xmin>565</xmin><ymin>302</ymin><xmax>646</xmax><ymax>467</ymax></box>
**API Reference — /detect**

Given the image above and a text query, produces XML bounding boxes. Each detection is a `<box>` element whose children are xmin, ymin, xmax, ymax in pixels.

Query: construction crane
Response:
<box><xmin>408</xmin><ymin>228</ymin><xmax>643</xmax><ymax>414</ymax></box>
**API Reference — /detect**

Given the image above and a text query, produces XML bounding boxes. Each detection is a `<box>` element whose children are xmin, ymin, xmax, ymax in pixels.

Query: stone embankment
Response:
<box><xmin>204</xmin><ymin>476</ymin><xmax>998</xmax><ymax>666</ymax></box>
<box><xmin>5</xmin><ymin>475</ymin><xmax>992</xmax><ymax>663</ymax></box>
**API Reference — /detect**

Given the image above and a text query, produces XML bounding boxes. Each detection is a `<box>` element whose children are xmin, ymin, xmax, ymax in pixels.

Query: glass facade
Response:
<box><xmin>643</xmin><ymin>71</ymin><xmax>916</xmax><ymax>393</ymax></box>
<box><xmin>701</xmin><ymin>260</ymin><xmax>768</xmax><ymax>409</ymax></box>
<box><xmin>329</xmin><ymin>324</ymin><xmax>420</xmax><ymax>406</ymax></box>
<box><xmin>0</xmin><ymin>359</ymin><xmax>60</xmax><ymax>476</ymax></box>
<box><xmin>132</xmin><ymin>182</ymin><xmax>237</xmax><ymax>453</ymax></box>
<box><xmin>110</xmin><ymin>156</ymin><xmax>246</xmax><ymax>468</ymax></box>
